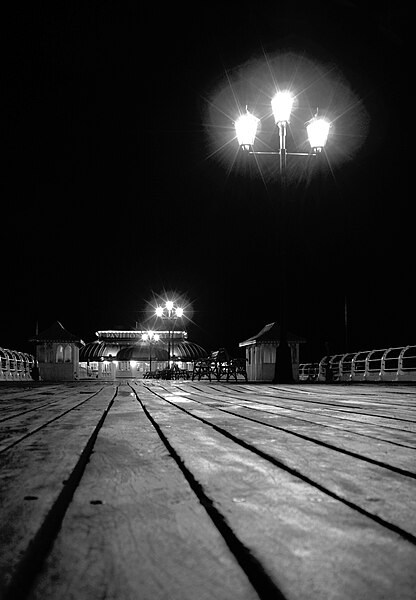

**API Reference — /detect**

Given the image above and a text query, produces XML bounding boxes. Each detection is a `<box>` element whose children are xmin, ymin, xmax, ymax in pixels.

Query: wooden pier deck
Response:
<box><xmin>1</xmin><ymin>380</ymin><xmax>415</xmax><ymax>600</ymax></box>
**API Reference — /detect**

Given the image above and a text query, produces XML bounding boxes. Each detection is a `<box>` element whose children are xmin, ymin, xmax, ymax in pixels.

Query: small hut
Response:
<box><xmin>30</xmin><ymin>321</ymin><xmax>85</xmax><ymax>381</ymax></box>
<box><xmin>239</xmin><ymin>322</ymin><xmax>306</xmax><ymax>382</ymax></box>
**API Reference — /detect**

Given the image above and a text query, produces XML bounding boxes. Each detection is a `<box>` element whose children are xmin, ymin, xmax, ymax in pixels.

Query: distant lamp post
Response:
<box><xmin>235</xmin><ymin>94</ymin><xmax>331</xmax><ymax>383</ymax></box>
<box><xmin>155</xmin><ymin>301</ymin><xmax>184</xmax><ymax>369</ymax></box>
<box><xmin>141</xmin><ymin>331</ymin><xmax>160</xmax><ymax>373</ymax></box>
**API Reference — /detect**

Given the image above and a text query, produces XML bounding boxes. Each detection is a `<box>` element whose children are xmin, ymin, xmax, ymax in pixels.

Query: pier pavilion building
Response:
<box><xmin>79</xmin><ymin>329</ymin><xmax>208</xmax><ymax>380</ymax></box>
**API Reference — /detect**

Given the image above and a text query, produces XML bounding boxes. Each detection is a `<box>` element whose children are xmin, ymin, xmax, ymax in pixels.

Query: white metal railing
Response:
<box><xmin>0</xmin><ymin>347</ymin><xmax>35</xmax><ymax>381</ymax></box>
<box><xmin>299</xmin><ymin>345</ymin><xmax>416</xmax><ymax>382</ymax></box>
<box><xmin>298</xmin><ymin>363</ymin><xmax>320</xmax><ymax>381</ymax></box>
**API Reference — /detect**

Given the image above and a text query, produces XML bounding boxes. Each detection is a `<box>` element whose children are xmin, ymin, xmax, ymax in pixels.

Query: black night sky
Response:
<box><xmin>1</xmin><ymin>2</ymin><xmax>411</xmax><ymax>361</ymax></box>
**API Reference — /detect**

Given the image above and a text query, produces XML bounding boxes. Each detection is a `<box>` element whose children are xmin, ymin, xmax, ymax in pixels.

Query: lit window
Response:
<box><xmin>56</xmin><ymin>345</ymin><xmax>64</xmax><ymax>363</ymax></box>
<box><xmin>263</xmin><ymin>347</ymin><xmax>275</xmax><ymax>364</ymax></box>
<box><xmin>64</xmin><ymin>344</ymin><xmax>72</xmax><ymax>363</ymax></box>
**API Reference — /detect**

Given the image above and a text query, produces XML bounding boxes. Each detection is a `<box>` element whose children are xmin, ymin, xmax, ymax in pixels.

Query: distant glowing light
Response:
<box><xmin>235</xmin><ymin>110</ymin><xmax>259</xmax><ymax>149</ymax></box>
<box><xmin>142</xmin><ymin>331</ymin><xmax>160</xmax><ymax>341</ymax></box>
<box><xmin>306</xmin><ymin>117</ymin><xmax>331</xmax><ymax>150</ymax></box>
<box><xmin>271</xmin><ymin>91</ymin><xmax>294</xmax><ymax>123</ymax></box>
<box><xmin>156</xmin><ymin>301</ymin><xmax>184</xmax><ymax>318</ymax></box>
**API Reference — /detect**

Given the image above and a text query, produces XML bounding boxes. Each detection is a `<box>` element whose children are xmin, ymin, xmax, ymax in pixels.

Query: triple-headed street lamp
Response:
<box><xmin>235</xmin><ymin>91</ymin><xmax>331</xmax><ymax>383</ymax></box>
<box><xmin>141</xmin><ymin>330</ymin><xmax>160</xmax><ymax>374</ymax></box>
<box><xmin>155</xmin><ymin>300</ymin><xmax>184</xmax><ymax>369</ymax></box>
<box><xmin>235</xmin><ymin>92</ymin><xmax>330</xmax><ymax>154</ymax></box>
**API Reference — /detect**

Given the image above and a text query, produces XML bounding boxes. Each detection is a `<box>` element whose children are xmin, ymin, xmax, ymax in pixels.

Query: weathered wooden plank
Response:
<box><xmin>186</xmin><ymin>383</ymin><xmax>416</xmax><ymax>429</ymax></box>
<box><xmin>172</xmin><ymin>383</ymin><xmax>416</xmax><ymax>448</ymax></box>
<box><xmin>2</xmin><ymin>380</ymin><xmax>415</xmax><ymax>600</ymax></box>
<box><xmin>241</xmin><ymin>407</ymin><xmax>416</xmax><ymax>449</ymax></box>
<box><xmin>166</xmin><ymin>384</ymin><xmax>416</xmax><ymax>469</ymax></box>
<box><xmin>136</xmin><ymin>386</ymin><xmax>416</xmax><ymax>600</ymax></box>
<box><xmin>220</xmin><ymin>382</ymin><xmax>416</xmax><ymax>398</ymax></box>
<box><xmin>0</xmin><ymin>388</ymin><xmax>99</xmax><ymax>425</ymax></box>
<box><xmin>0</xmin><ymin>384</ymin><xmax>102</xmax><ymax>410</ymax></box>
<box><xmin>26</xmin><ymin>388</ymin><xmax>259</xmax><ymax>600</ymax></box>
<box><xmin>195</xmin><ymin>395</ymin><xmax>416</xmax><ymax>448</ymax></box>
<box><xmin>154</xmin><ymin>391</ymin><xmax>416</xmax><ymax>536</ymax></box>
<box><xmin>179</xmin><ymin>378</ymin><xmax>416</xmax><ymax>408</ymax></box>
<box><xmin>0</xmin><ymin>385</ymin><xmax>117</xmax><ymax>598</ymax></box>
<box><xmin>205</xmin><ymin>382</ymin><xmax>416</xmax><ymax>416</ymax></box>
<box><xmin>0</xmin><ymin>388</ymin><xmax>66</xmax><ymax>417</ymax></box>
<box><xmin>174</xmin><ymin>382</ymin><xmax>416</xmax><ymax>443</ymax></box>
<box><xmin>263</xmin><ymin>384</ymin><xmax>416</xmax><ymax>404</ymax></box>
<box><xmin>0</xmin><ymin>386</ymin><xmax>111</xmax><ymax>452</ymax></box>
<box><xmin>195</xmin><ymin>393</ymin><xmax>416</xmax><ymax>457</ymax></box>
<box><xmin>0</xmin><ymin>398</ymin><xmax>61</xmax><ymax>424</ymax></box>
<box><xmin>0</xmin><ymin>384</ymin><xmax>63</xmax><ymax>403</ymax></box>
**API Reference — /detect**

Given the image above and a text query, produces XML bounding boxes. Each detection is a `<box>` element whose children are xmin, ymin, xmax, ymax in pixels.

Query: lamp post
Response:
<box><xmin>235</xmin><ymin>94</ymin><xmax>330</xmax><ymax>383</ymax></box>
<box><xmin>141</xmin><ymin>331</ymin><xmax>160</xmax><ymax>373</ymax></box>
<box><xmin>155</xmin><ymin>301</ymin><xmax>184</xmax><ymax>370</ymax></box>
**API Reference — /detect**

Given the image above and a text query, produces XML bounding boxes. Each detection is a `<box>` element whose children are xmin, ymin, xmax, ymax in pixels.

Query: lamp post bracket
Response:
<box><xmin>249</xmin><ymin>151</ymin><xmax>315</xmax><ymax>157</ymax></box>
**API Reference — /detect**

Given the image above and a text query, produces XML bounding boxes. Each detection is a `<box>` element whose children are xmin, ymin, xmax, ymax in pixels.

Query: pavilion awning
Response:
<box><xmin>116</xmin><ymin>343</ymin><xmax>169</xmax><ymax>361</ymax></box>
<box><xmin>79</xmin><ymin>341</ymin><xmax>120</xmax><ymax>361</ymax></box>
<box><xmin>79</xmin><ymin>337</ymin><xmax>207</xmax><ymax>363</ymax></box>
<box><xmin>171</xmin><ymin>341</ymin><xmax>208</xmax><ymax>361</ymax></box>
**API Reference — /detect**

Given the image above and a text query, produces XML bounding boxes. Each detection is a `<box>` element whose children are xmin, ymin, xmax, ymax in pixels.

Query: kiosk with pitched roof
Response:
<box><xmin>239</xmin><ymin>322</ymin><xmax>306</xmax><ymax>382</ymax></box>
<box><xmin>30</xmin><ymin>321</ymin><xmax>85</xmax><ymax>381</ymax></box>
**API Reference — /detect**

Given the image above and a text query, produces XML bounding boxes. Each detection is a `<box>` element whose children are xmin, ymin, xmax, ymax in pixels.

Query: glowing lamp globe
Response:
<box><xmin>307</xmin><ymin>118</ymin><xmax>330</xmax><ymax>151</ymax></box>
<box><xmin>271</xmin><ymin>91</ymin><xmax>294</xmax><ymax>123</ymax></box>
<box><xmin>235</xmin><ymin>111</ymin><xmax>259</xmax><ymax>149</ymax></box>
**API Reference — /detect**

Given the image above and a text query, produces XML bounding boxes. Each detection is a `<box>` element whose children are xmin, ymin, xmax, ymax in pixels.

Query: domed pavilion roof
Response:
<box><xmin>171</xmin><ymin>340</ymin><xmax>208</xmax><ymax>361</ymax></box>
<box><xmin>116</xmin><ymin>343</ymin><xmax>169</xmax><ymax>361</ymax></box>
<box><xmin>80</xmin><ymin>338</ymin><xmax>208</xmax><ymax>362</ymax></box>
<box><xmin>79</xmin><ymin>341</ymin><xmax>121</xmax><ymax>361</ymax></box>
